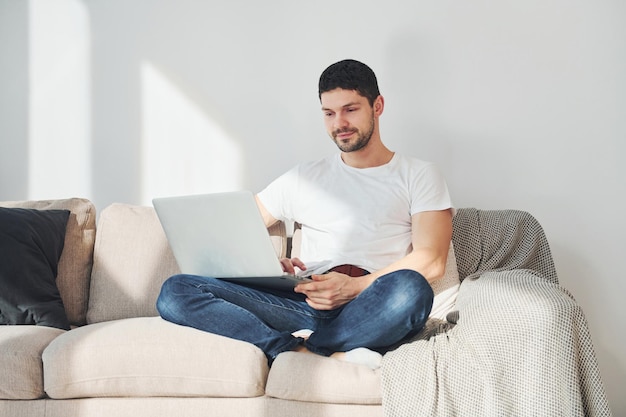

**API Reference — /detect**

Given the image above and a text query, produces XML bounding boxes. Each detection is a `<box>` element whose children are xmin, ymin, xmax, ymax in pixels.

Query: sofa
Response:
<box><xmin>0</xmin><ymin>198</ymin><xmax>612</xmax><ymax>417</ymax></box>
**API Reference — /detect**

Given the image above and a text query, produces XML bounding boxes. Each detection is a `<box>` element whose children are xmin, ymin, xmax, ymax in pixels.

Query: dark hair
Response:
<box><xmin>318</xmin><ymin>59</ymin><xmax>380</xmax><ymax>106</ymax></box>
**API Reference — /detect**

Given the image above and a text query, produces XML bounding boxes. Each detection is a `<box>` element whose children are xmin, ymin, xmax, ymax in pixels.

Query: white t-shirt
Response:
<box><xmin>258</xmin><ymin>153</ymin><xmax>453</xmax><ymax>272</ymax></box>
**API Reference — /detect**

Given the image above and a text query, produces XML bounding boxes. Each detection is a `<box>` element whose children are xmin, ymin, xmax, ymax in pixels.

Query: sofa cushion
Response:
<box><xmin>266</xmin><ymin>351</ymin><xmax>381</xmax><ymax>404</ymax></box>
<box><xmin>87</xmin><ymin>203</ymin><xmax>288</xmax><ymax>323</ymax></box>
<box><xmin>87</xmin><ymin>204</ymin><xmax>180</xmax><ymax>323</ymax></box>
<box><xmin>0</xmin><ymin>207</ymin><xmax>70</xmax><ymax>329</ymax></box>
<box><xmin>429</xmin><ymin>242</ymin><xmax>460</xmax><ymax>320</ymax></box>
<box><xmin>43</xmin><ymin>317</ymin><xmax>268</xmax><ymax>399</ymax></box>
<box><xmin>0</xmin><ymin>198</ymin><xmax>96</xmax><ymax>326</ymax></box>
<box><xmin>0</xmin><ymin>326</ymin><xmax>65</xmax><ymax>399</ymax></box>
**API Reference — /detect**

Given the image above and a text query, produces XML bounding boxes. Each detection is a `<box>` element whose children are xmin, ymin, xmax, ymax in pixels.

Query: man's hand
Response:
<box><xmin>294</xmin><ymin>272</ymin><xmax>366</xmax><ymax>310</ymax></box>
<box><xmin>280</xmin><ymin>257</ymin><xmax>306</xmax><ymax>275</ymax></box>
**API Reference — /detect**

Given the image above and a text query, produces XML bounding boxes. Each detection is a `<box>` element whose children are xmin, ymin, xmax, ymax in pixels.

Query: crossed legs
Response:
<box><xmin>156</xmin><ymin>269</ymin><xmax>433</xmax><ymax>364</ymax></box>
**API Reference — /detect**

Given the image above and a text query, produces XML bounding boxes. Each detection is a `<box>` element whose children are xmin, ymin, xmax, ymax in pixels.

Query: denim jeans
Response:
<box><xmin>156</xmin><ymin>269</ymin><xmax>433</xmax><ymax>361</ymax></box>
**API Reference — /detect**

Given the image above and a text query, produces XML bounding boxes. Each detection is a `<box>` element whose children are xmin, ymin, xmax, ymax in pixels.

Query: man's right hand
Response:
<box><xmin>280</xmin><ymin>257</ymin><xmax>306</xmax><ymax>275</ymax></box>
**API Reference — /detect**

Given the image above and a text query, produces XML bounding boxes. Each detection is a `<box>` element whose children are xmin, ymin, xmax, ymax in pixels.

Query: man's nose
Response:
<box><xmin>334</xmin><ymin>114</ymin><xmax>350</xmax><ymax>130</ymax></box>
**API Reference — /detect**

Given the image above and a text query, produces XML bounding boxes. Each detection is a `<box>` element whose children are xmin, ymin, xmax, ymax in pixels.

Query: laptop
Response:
<box><xmin>152</xmin><ymin>191</ymin><xmax>312</xmax><ymax>290</ymax></box>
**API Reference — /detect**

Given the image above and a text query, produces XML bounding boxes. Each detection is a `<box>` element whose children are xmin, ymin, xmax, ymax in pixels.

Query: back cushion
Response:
<box><xmin>0</xmin><ymin>198</ymin><xmax>96</xmax><ymax>326</ymax></box>
<box><xmin>87</xmin><ymin>204</ymin><xmax>180</xmax><ymax>323</ymax></box>
<box><xmin>87</xmin><ymin>203</ymin><xmax>288</xmax><ymax>323</ymax></box>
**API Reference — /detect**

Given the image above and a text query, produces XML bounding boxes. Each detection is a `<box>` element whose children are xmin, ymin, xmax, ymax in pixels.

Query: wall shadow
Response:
<box><xmin>0</xmin><ymin>2</ymin><xmax>29</xmax><ymax>200</ymax></box>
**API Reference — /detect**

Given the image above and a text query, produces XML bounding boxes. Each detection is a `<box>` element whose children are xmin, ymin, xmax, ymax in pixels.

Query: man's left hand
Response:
<box><xmin>294</xmin><ymin>272</ymin><xmax>362</xmax><ymax>310</ymax></box>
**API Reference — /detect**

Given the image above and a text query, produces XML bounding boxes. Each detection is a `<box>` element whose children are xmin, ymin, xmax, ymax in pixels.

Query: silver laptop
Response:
<box><xmin>152</xmin><ymin>191</ymin><xmax>312</xmax><ymax>290</ymax></box>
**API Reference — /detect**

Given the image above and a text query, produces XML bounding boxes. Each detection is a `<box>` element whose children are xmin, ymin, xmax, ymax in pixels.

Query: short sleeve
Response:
<box><xmin>256</xmin><ymin>166</ymin><xmax>300</xmax><ymax>222</ymax></box>
<box><xmin>409</xmin><ymin>162</ymin><xmax>454</xmax><ymax>215</ymax></box>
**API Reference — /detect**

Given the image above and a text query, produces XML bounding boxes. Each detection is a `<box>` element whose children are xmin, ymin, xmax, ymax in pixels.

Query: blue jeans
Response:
<box><xmin>156</xmin><ymin>269</ymin><xmax>433</xmax><ymax>362</ymax></box>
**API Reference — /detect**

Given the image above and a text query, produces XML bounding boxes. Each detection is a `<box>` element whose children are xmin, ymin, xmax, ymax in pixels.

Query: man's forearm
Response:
<box><xmin>367</xmin><ymin>248</ymin><xmax>448</xmax><ymax>283</ymax></box>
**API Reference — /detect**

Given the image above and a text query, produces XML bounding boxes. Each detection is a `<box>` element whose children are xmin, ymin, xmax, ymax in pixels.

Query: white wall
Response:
<box><xmin>1</xmin><ymin>0</ymin><xmax>624</xmax><ymax>413</ymax></box>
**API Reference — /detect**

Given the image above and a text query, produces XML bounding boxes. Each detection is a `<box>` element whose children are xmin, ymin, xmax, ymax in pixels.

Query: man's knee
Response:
<box><xmin>158</xmin><ymin>274</ymin><xmax>184</xmax><ymax>297</ymax></box>
<box><xmin>381</xmin><ymin>269</ymin><xmax>434</xmax><ymax>319</ymax></box>
<box><xmin>156</xmin><ymin>274</ymin><xmax>189</xmax><ymax>319</ymax></box>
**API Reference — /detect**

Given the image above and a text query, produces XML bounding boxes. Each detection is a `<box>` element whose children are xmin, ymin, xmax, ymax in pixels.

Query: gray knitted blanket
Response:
<box><xmin>381</xmin><ymin>209</ymin><xmax>612</xmax><ymax>416</ymax></box>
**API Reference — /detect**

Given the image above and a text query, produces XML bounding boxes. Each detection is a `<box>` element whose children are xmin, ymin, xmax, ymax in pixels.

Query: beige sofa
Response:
<box><xmin>0</xmin><ymin>198</ymin><xmax>612</xmax><ymax>417</ymax></box>
<box><xmin>0</xmin><ymin>198</ymin><xmax>385</xmax><ymax>417</ymax></box>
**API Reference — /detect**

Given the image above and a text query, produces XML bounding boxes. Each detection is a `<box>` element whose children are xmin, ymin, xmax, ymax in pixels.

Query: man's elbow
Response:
<box><xmin>423</xmin><ymin>259</ymin><xmax>446</xmax><ymax>283</ymax></box>
<box><xmin>410</xmin><ymin>250</ymin><xmax>447</xmax><ymax>282</ymax></box>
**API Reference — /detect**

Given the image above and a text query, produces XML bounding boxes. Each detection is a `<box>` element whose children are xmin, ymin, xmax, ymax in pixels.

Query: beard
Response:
<box><xmin>331</xmin><ymin>115</ymin><xmax>375</xmax><ymax>153</ymax></box>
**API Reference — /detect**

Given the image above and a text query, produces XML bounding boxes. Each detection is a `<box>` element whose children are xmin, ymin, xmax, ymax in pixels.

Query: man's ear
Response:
<box><xmin>374</xmin><ymin>95</ymin><xmax>385</xmax><ymax>116</ymax></box>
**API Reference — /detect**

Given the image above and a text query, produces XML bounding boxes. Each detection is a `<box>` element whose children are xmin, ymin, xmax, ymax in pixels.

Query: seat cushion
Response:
<box><xmin>266</xmin><ymin>351</ymin><xmax>381</xmax><ymax>404</ymax></box>
<box><xmin>0</xmin><ymin>326</ymin><xmax>65</xmax><ymax>399</ymax></box>
<box><xmin>42</xmin><ymin>317</ymin><xmax>269</xmax><ymax>399</ymax></box>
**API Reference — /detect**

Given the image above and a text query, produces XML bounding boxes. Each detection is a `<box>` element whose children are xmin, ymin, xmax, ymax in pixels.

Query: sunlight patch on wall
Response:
<box><xmin>28</xmin><ymin>0</ymin><xmax>91</xmax><ymax>199</ymax></box>
<box><xmin>140</xmin><ymin>62</ymin><xmax>243</xmax><ymax>205</ymax></box>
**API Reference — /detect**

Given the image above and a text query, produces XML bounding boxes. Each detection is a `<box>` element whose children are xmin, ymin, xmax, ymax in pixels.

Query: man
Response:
<box><xmin>157</xmin><ymin>59</ymin><xmax>453</xmax><ymax>369</ymax></box>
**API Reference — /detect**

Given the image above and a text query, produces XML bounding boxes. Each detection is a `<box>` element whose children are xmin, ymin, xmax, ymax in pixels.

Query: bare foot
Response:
<box><xmin>294</xmin><ymin>345</ymin><xmax>311</xmax><ymax>354</ymax></box>
<box><xmin>330</xmin><ymin>352</ymin><xmax>345</xmax><ymax>360</ymax></box>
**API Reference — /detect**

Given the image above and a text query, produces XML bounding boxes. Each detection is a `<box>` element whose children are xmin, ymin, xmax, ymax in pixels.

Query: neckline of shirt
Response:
<box><xmin>335</xmin><ymin>152</ymin><xmax>398</xmax><ymax>173</ymax></box>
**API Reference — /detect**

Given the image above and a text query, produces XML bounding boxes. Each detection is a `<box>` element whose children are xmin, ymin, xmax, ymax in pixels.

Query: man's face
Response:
<box><xmin>320</xmin><ymin>88</ymin><xmax>376</xmax><ymax>153</ymax></box>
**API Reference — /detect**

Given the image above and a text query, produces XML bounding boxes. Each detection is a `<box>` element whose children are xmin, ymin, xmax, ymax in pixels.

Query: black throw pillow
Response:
<box><xmin>0</xmin><ymin>207</ymin><xmax>71</xmax><ymax>330</ymax></box>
